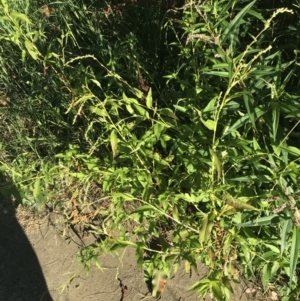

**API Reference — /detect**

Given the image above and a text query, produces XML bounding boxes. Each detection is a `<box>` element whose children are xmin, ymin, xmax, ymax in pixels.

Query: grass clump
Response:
<box><xmin>1</xmin><ymin>0</ymin><xmax>300</xmax><ymax>300</ymax></box>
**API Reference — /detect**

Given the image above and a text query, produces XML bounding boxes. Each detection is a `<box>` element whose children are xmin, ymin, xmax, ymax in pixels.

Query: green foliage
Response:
<box><xmin>1</xmin><ymin>0</ymin><xmax>300</xmax><ymax>300</ymax></box>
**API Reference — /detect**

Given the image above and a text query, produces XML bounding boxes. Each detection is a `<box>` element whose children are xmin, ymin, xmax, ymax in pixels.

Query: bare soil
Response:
<box><xmin>0</xmin><ymin>202</ymin><xmax>267</xmax><ymax>301</ymax></box>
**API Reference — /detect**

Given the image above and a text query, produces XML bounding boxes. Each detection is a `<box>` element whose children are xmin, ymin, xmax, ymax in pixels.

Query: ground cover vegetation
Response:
<box><xmin>1</xmin><ymin>0</ymin><xmax>300</xmax><ymax>300</ymax></box>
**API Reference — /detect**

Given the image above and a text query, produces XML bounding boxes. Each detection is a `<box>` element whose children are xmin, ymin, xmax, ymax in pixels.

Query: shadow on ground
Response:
<box><xmin>0</xmin><ymin>175</ymin><xmax>53</xmax><ymax>301</ymax></box>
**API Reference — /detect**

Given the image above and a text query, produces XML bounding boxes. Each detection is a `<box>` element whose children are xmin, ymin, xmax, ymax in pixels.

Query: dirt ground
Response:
<box><xmin>0</xmin><ymin>201</ymin><xmax>267</xmax><ymax>301</ymax></box>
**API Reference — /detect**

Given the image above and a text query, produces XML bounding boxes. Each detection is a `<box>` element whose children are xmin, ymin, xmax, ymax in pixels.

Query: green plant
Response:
<box><xmin>1</xmin><ymin>1</ymin><xmax>300</xmax><ymax>301</ymax></box>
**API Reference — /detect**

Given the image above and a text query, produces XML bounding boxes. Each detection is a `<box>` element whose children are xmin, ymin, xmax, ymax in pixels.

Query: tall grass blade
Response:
<box><xmin>221</xmin><ymin>0</ymin><xmax>257</xmax><ymax>43</ymax></box>
<box><xmin>243</xmin><ymin>90</ymin><xmax>257</xmax><ymax>131</ymax></box>
<box><xmin>280</xmin><ymin>219</ymin><xmax>292</xmax><ymax>255</ymax></box>
<box><xmin>289</xmin><ymin>226</ymin><xmax>300</xmax><ymax>286</ymax></box>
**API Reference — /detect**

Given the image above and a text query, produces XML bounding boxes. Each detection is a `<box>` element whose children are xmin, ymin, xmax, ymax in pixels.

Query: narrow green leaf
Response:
<box><xmin>272</xmin><ymin>102</ymin><xmax>280</xmax><ymax>141</ymax></box>
<box><xmin>110</xmin><ymin>240</ymin><xmax>133</xmax><ymax>251</ymax></box>
<box><xmin>21</xmin><ymin>49</ymin><xmax>26</xmax><ymax>63</ymax></box>
<box><xmin>219</xmin><ymin>204</ymin><xmax>236</xmax><ymax>216</ymax></box>
<box><xmin>146</xmin><ymin>87</ymin><xmax>153</xmax><ymax>108</ymax></box>
<box><xmin>240</xmin><ymin>241</ymin><xmax>252</xmax><ymax>272</ymax></box>
<box><xmin>102</xmin><ymin>179</ymin><xmax>109</xmax><ymax>192</ymax></box>
<box><xmin>91</xmin><ymin>79</ymin><xmax>102</xmax><ymax>88</ymax></box>
<box><xmin>225</xmin><ymin>198</ymin><xmax>258</xmax><ymax>211</ymax></box>
<box><xmin>251</xmin><ymin>68</ymin><xmax>278</xmax><ymax>77</ymax></box>
<box><xmin>142</xmin><ymin>186</ymin><xmax>152</xmax><ymax>202</ymax></box>
<box><xmin>92</xmin><ymin>257</ymin><xmax>103</xmax><ymax>271</ymax></box>
<box><xmin>252</xmin><ymin>137</ymin><xmax>260</xmax><ymax>150</ymax></box>
<box><xmin>122</xmin><ymin>92</ymin><xmax>139</xmax><ymax>104</ymax></box>
<box><xmin>126</xmin><ymin>104</ymin><xmax>134</xmax><ymax>114</ymax></box>
<box><xmin>262</xmin><ymin>263</ymin><xmax>271</xmax><ymax>289</ymax></box>
<box><xmin>201</xmin><ymin>118</ymin><xmax>215</xmax><ymax>131</ymax></box>
<box><xmin>228</xmin><ymin>59</ymin><xmax>233</xmax><ymax>84</ymax></box>
<box><xmin>237</xmin><ymin>215</ymin><xmax>280</xmax><ymax>227</ymax></box>
<box><xmin>248</xmin><ymin>9</ymin><xmax>265</xmax><ymax>22</ymax></box>
<box><xmin>264</xmin><ymin>244</ymin><xmax>280</xmax><ymax>254</ymax></box>
<box><xmin>221</xmin><ymin>0</ymin><xmax>257</xmax><ymax>43</ymax></box>
<box><xmin>159</xmin><ymin>108</ymin><xmax>178</xmax><ymax>120</ymax></box>
<box><xmin>229</xmin><ymin>174</ymin><xmax>272</xmax><ymax>182</ymax></box>
<box><xmin>271</xmin><ymin>261</ymin><xmax>280</xmax><ymax>277</ymax></box>
<box><xmin>199</xmin><ymin>215</ymin><xmax>208</xmax><ymax>245</ymax></box>
<box><xmin>222</xmin><ymin>106</ymin><xmax>265</xmax><ymax>137</ymax></box>
<box><xmin>222</xmin><ymin>276</ymin><xmax>234</xmax><ymax>294</ymax></box>
<box><xmin>212</xmin><ymin>63</ymin><xmax>229</xmax><ymax>70</ymax></box>
<box><xmin>289</xmin><ymin>226</ymin><xmax>300</xmax><ymax>286</ymax></box>
<box><xmin>199</xmin><ymin>213</ymin><xmax>215</xmax><ymax>245</ymax></box>
<box><xmin>173</xmin><ymin>104</ymin><xmax>187</xmax><ymax>112</ymax></box>
<box><xmin>112</xmin><ymin>192</ymin><xmax>134</xmax><ymax>201</ymax></box>
<box><xmin>243</xmin><ymin>90</ymin><xmax>256</xmax><ymax>130</ymax></box>
<box><xmin>185</xmin><ymin>260</ymin><xmax>191</xmax><ymax>274</ymax></box>
<box><xmin>280</xmin><ymin>219</ymin><xmax>293</xmax><ymax>255</ymax></box>
<box><xmin>278</xmin><ymin>67</ymin><xmax>295</xmax><ymax>95</ymax></box>
<box><xmin>24</xmin><ymin>39</ymin><xmax>39</xmax><ymax>60</ymax></box>
<box><xmin>153</xmin><ymin>123</ymin><xmax>165</xmax><ymax>139</ymax></box>
<box><xmin>261</xmin><ymin>251</ymin><xmax>277</xmax><ymax>261</ymax></box>
<box><xmin>278</xmin><ymin>145</ymin><xmax>300</xmax><ymax>157</ymax></box>
<box><xmin>203</xmin><ymin>96</ymin><xmax>218</xmax><ymax>113</ymax></box>
<box><xmin>70</xmin><ymin>93</ymin><xmax>94</xmax><ymax>107</ymax></box>
<box><xmin>1</xmin><ymin>0</ymin><xmax>9</xmax><ymax>12</ymax></box>
<box><xmin>133</xmin><ymin>104</ymin><xmax>149</xmax><ymax>118</ymax></box>
<box><xmin>188</xmin><ymin>278</ymin><xmax>210</xmax><ymax>292</ymax></box>
<box><xmin>132</xmin><ymin>88</ymin><xmax>144</xmax><ymax>99</ymax></box>
<box><xmin>178</xmin><ymin>52</ymin><xmax>204</xmax><ymax>72</ymax></box>
<box><xmin>210</xmin><ymin>150</ymin><xmax>222</xmax><ymax>180</ymax></box>
<box><xmin>69</xmin><ymin>172</ymin><xmax>86</xmax><ymax>179</ymax></box>
<box><xmin>172</xmin><ymin>205</ymin><xmax>179</xmax><ymax>222</ymax></box>
<box><xmin>211</xmin><ymin>282</ymin><xmax>223</xmax><ymax>301</ymax></box>
<box><xmin>132</xmin><ymin>205</ymin><xmax>153</xmax><ymax>213</ymax></box>
<box><xmin>89</xmin><ymin>105</ymin><xmax>106</xmax><ymax>117</ymax></box>
<box><xmin>110</xmin><ymin>129</ymin><xmax>118</xmax><ymax>159</ymax></box>
<box><xmin>33</xmin><ymin>179</ymin><xmax>41</xmax><ymax>199</ymax></box>
<box><xmin>203</xmin><ymin>71</ymin><xmax>229</xmax><ymax>77</ymax></box>
<box><xmin>0</xmin><ymin>16</ymin><xmax>10</xmax><ymax>21</ymax></box>
<box><xmin>10</xmin><ymin>12</ymin><xmax>32</xmax><ymax>23</ymax></box>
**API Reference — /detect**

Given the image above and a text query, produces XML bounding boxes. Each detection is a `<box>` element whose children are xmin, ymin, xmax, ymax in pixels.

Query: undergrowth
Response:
<box><xmin>1</xmin><ymin>0</ymin><xmax>300</xmax><ymax>300</ymax></box>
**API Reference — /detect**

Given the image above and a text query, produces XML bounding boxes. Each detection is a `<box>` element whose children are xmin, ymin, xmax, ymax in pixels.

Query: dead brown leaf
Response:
<box><xmin>39</xmin><ymin>5</ymin><xmax>55</xmax><ymax>18</ymax></box>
